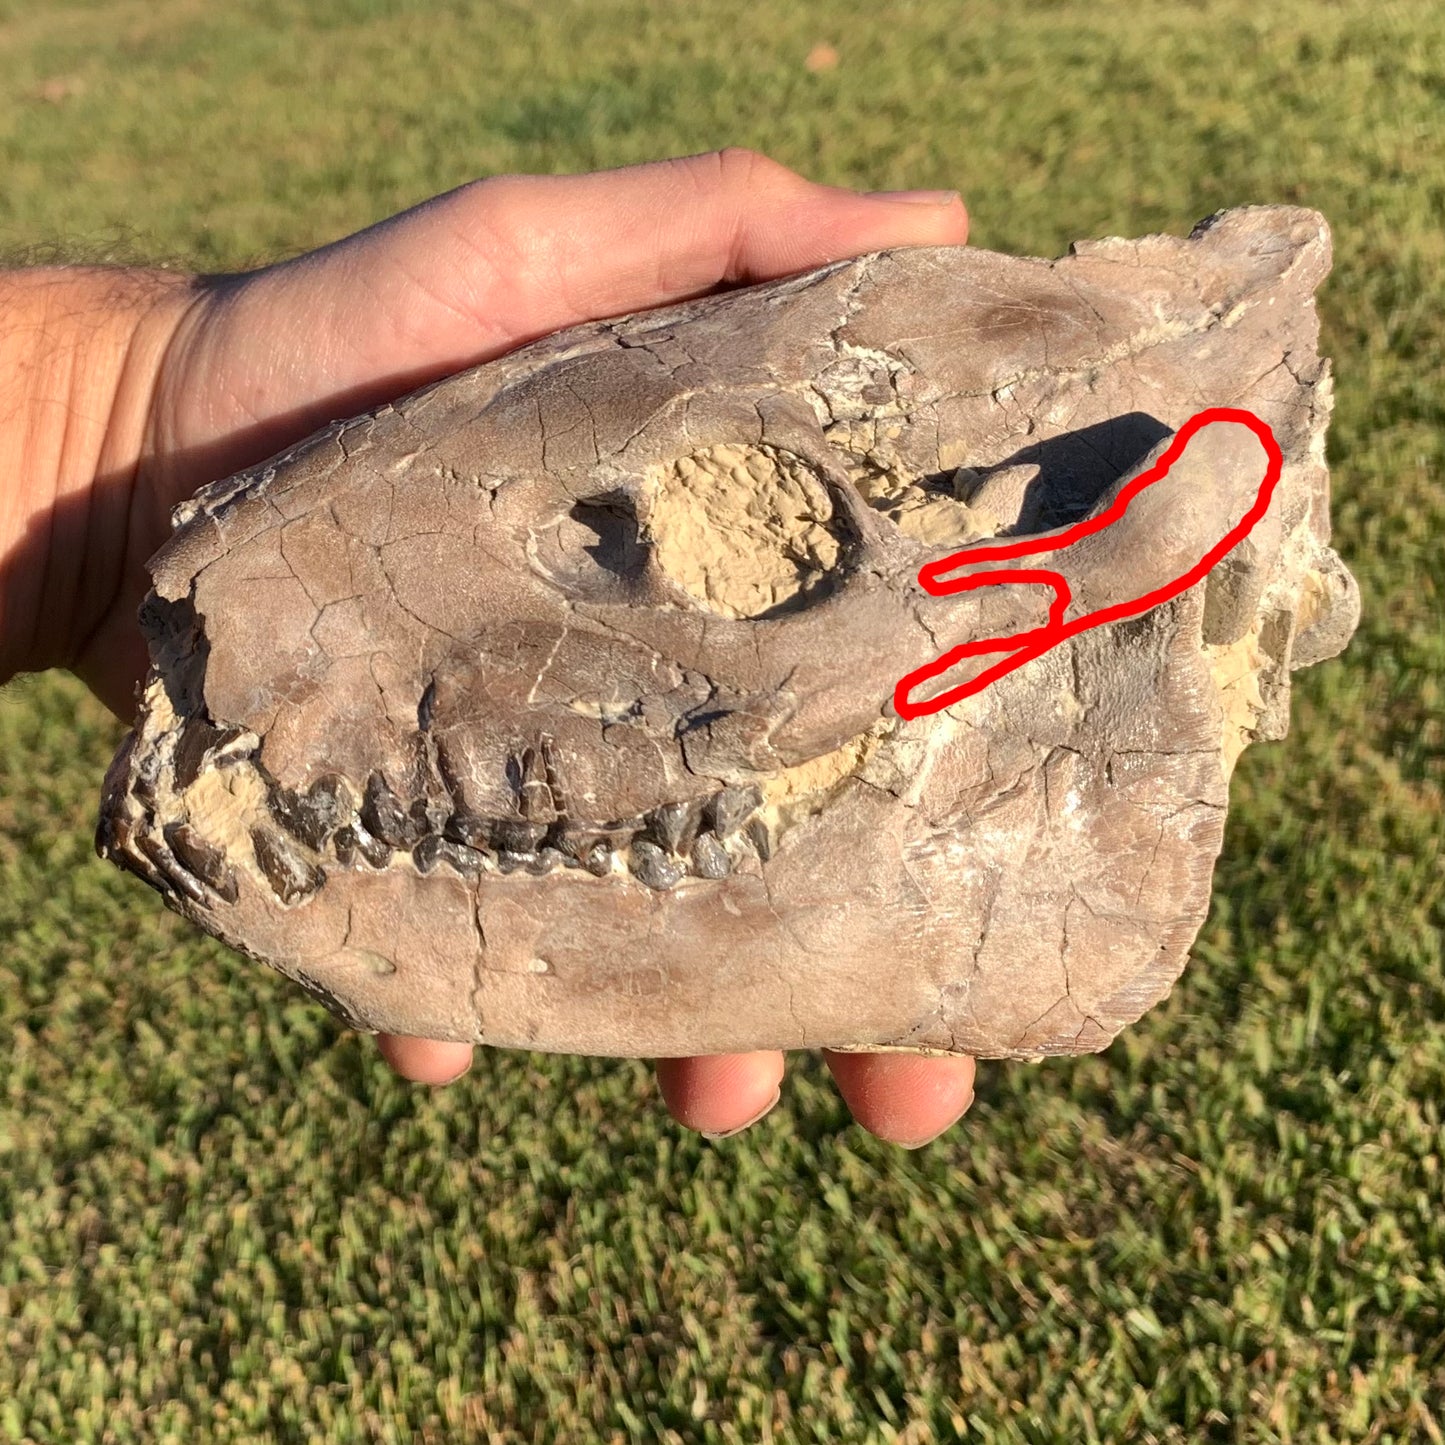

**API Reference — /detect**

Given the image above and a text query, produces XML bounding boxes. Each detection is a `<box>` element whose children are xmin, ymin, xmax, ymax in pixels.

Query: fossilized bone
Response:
<box><xmin>98</xmin><ymin>206</ymin><xmax>1359</xmax><ymax>1059</ymax></box>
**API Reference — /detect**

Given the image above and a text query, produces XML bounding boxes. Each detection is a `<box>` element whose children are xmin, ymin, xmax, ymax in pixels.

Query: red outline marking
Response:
<box><xmin>893</xmin><ymin>407</ymin><xmax>1283</xmax><ymax>720</ymax></box>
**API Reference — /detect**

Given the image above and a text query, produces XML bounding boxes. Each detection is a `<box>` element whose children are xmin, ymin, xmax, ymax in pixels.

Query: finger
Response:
<box><xmin>375</xmin><ymin>1033</ymin><xmax>474</xmax><ymax>1086</ymax></box>
<box><xmin>824</xmin><ymin>1050</ymin><xmax>976</xmax><ymax>1148</ymax></box>
<box><xmin>348</xmin><ymin>148</ymin><xmax>969</xmax><ymax>347</ymax></box>
<box><xmin>655</xmin><ymin>1050</ymin><xmax>785</xmax><ymax>1138</ymax></box>
<box><xmin>224</xmin><ymin>149</ymin><xmax>967</xmax><ymax>428</ymax></box>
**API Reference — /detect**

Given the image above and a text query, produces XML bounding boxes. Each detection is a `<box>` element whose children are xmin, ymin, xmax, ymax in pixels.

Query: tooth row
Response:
<box><xmin>134</xmin><ymin>706</ymin><xmax>785</xmax><ymax>909</ymax></box>
<box><xmin>251</xmin><ymin>770</ymin><xmax>773</xmax><ymax>899</ymax></box>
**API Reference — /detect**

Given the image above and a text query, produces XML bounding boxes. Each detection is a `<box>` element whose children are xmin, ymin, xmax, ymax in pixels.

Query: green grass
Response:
<box><xmin>1</xmin><ymin>0</ymin><xmax>1442</xmax><ymax>1439</ymax></box>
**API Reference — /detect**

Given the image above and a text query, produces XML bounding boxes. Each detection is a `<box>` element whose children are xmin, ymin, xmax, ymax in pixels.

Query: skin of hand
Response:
<box><xmin>0</xmin><ymin>148</ymin><xmax>977</xmax><ymax>1147</ymax></box>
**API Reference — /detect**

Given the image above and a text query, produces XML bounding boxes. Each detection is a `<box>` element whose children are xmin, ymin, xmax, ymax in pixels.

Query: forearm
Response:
<box><xmin>0</xmin><ymin>266</ymin><xmax>196</xmax><ymax>683</ymax></box>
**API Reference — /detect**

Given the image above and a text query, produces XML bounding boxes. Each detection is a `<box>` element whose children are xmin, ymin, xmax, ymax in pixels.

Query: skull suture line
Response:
<box><xmin>99</xmin><ymin>207</ymin><xmax>1359</xmax><ymax>1060</ymax></box>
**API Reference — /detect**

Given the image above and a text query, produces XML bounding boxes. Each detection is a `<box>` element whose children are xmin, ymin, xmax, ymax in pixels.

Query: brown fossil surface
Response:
<box><xmin>98</xmin><ymin>206</ymin><xmax>1359</xmax><ymax>1059</ymax></box>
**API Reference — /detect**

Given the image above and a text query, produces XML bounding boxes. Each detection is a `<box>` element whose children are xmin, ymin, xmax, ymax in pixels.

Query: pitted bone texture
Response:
<box><xmin>98</xmin><ymin>207</ymin><xmax>1359</xmax><ymax>1060</ymax></box>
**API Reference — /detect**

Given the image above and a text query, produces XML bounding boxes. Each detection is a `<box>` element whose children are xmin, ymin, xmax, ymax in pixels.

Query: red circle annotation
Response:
<box><xmin>892</xmin><ymin>407</ymin><xmax>1284</xmax><ymax>721</ymax></box>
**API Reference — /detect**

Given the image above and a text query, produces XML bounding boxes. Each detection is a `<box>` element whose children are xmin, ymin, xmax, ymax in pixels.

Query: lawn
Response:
<box><xmin>1</xmin><ymin>0</ymin><xmax>1442</xmax><ymax>1439</ymax></box>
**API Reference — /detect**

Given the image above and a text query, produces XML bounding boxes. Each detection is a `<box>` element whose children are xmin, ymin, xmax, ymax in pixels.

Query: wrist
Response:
<box><xmin>0</xmin><ymin>266</ymin><xmax>199</xmax><ymax>683</ymax></box>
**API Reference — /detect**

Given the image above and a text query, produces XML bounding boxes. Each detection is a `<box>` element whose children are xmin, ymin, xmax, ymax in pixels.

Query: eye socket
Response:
<box><xmin>645</xmin><ymin>443</ymin><xmax>856</xmax><ymax>619</ymax></box>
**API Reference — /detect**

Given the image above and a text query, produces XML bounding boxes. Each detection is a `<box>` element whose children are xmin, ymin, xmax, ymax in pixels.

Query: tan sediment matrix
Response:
<box><xmin>647</xmin><ymin>444</ymin><xmax>850</xmax><ymax>618</ymax></box>
<box><xmin>100</xmin><ymin>207</ymin><xmax>1359</xmax><ymax>1060</ymax></box>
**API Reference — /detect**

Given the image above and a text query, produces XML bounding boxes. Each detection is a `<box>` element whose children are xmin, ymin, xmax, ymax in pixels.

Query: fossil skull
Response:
<box><xmin>98</xmin><ymin>206</ymin><xmax>1358</xmax><ymax>1059</ymax></box>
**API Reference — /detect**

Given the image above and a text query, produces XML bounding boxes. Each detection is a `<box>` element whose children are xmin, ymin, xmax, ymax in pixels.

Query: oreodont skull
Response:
<box><xmin>99</xmin><ymin>206</ymin><xmax>1359</xmax><ymax>1059</ymax></box>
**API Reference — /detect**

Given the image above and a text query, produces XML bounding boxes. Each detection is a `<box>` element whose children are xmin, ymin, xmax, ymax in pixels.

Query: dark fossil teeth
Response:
<box><xmin>360</xmin><ymin>772</ymin><xmax>427</xmax><ymax>849</ymax></box>
<box><xmin>582</xmin><ymin>842</ymin><xmax>614</xmax><ymax>877</ymax></box>
<box><xmin>690</xmin><ymin>832</ymin><xmax>733</xmax><ymax>880</ymax></box>
<box><xmin>250</xmin><ymin>826</ymin><xmax>324</xmax><ymax>904</ymax></box>
<box><xmin>530</xmin><ymin>847</ymin><xmax>565</xmax><ymax>875</ymax></box>
<box><xmin>412</xmin><ymin>835</ymin><xmax>442</xmax><ymax>874</ymax></box>
<box><xmin>172</xmin><ymin>719</ymin><xmax>244</xmax><ymax>791</ymax></box>
<box><xmin>414</xmin><ymin>835</ymin><xmax>485</xmax><ymax>878</ymax></box>
<box><xmin>492</xmin><ymin>818</ymin><xmax>549</xmax><ymax>854</ymax></box>
<box><xmin>708</xmin><ymin>784</ymin><xmax>762</xmax><ymax>838</ymax></box>
<box><xmin>164</xmin><ymin>822</ymin><xmax>239</xmax><ymax>903</ymax></box>
<box><xmin>497</xmin><ymin>850</ymin><xmax>538</xmax><ymax>874</ymax></box>
<box><xmin>271</xmin><ymin>772</ymin><xmax>353</xmax><ymax>849</ymax></box>
<box><xmin>745</xmin><ymin>816</ymin><xmax>775</xmax><ymax>862</ymax></box>
<box><xmin>333</xmin><ymin>822</ymin><xmax>392</xmax><ymax>869</ymax></box>
<box><xmin>630</xmin><ymin>839</ymin><xmax>686</xmax><ymax>891</ymax></box>
<box><xmin>99</xmin><ymin>815</ymin><xmax>162</xmax><ymax>888</ymax></box>
<box><xmin>648</xmin><ymin>799</ymin><xmax>701</xmax><ymax>854</ymax></box>
<box><xmin>443</xmin><ymin>810</ymin><xmax>490</xmax><ymax>849</ymax></box>
<box><xmin>136</xmin><ymin>830</ymin><xmax>208</xmax><ymax>905</ymax></box>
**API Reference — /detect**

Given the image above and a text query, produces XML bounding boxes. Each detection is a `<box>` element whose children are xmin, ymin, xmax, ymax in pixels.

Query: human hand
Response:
<box><xmin>1</xmin><ymin>149</ymin><xmax>976</xmax><ymax>1145</ymax></box>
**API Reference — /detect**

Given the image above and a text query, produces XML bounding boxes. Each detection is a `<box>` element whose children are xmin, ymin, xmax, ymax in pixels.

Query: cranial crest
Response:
<box><xmin>98</xmin><ymin>206</ymin><xmax>1359</xmax><ymax>1059</ymax></box>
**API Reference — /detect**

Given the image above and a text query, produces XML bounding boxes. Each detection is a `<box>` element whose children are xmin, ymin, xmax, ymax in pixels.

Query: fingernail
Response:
<box><xmin>430</xmin><ymin>1064</ymin><xmax>472</xmax><ymax>1087</ymax></box>
<box><xmin>896</xmin><ymin>1130</ymin><xmax>947</xmax><ymax>1150</ymax></box>
<box><xmin>867</xmin><ymin>188</ymin><xmax>960</xmax><ymax>207</ymax></box>
<box><xmin>701</xmin><ymin>1087</ymin><xmax>782</xmax><ymax>1141</ymax></box>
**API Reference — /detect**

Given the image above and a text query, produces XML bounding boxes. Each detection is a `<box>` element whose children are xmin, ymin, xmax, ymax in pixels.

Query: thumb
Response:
<box><xmin>188</xmin><ymin>149</ymin><xmax>967</xmax><ymax>449</ymax></box>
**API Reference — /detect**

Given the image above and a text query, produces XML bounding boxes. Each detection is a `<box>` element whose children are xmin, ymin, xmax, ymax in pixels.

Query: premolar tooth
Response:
<box><xmin>630</xmin><ymin>839</ymin><xmax>685</xmax><ymax>891</ymax></box>
<box><xmin>690</xmin><ymin>832</ymin><xmax>732</xmax><ymax>880</ymax></box>
<box><xmin>271</xmin><ymin>772</ymin><xmax>353</xmax><ymax>849</ymax></box>
<box><xmin>334</xmin><ymin>822</ymin><xmax>392</xmax><ymax>869</ymax></box>
<box><xmin>413</xmin><ymin>836</ymin><xmax>443</xmax><ymax>874</ymax></box>
<box><xmin>709</xmin><ymin>784</ymin><xmax>762</xmax><ymax>838</ymax></box>
<box><xmin>361</xmin><ymin>773</ymin><xmax>426</xmax><ymax>848</ymax></box>
<box><xmin>649</xmin><ymin>799</ymin><xmax>701</xmax><ymax>853</ymax></box>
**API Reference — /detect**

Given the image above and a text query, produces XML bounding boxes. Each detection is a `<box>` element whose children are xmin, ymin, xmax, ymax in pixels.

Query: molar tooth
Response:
<box><xmin>360</xmin><ymin>773</ymin><xmax>426</xmax><ymax>848</ymax></box>
<box><xmin>164</xmin><ymin>822</ymin><xmax>239</xmax><ymax>903</ymax></box>
<box><xmin>708</xmin><ymin>784</ymin><xmax>763</xmax><ymax>838</ymax></box>
<box><xmin>414</xmin><ymin>836</ymin><xmax>485</xmax><ymax>878</ymax></box>
<box><xmin>492</xmin><ymin>819</ymin><xmax>549</xmax><ymax>854</ymax></box>
<box><xmin>530</xmin><ymin>847</ymin><xmax>565</xmax><ymax>875</ymax></box>
<box><xmin>630</xmin><ymin>839</ymin><xmax>686</xmax><ymax>891</ymax></box>
<box><xmin>445</xmin><ymin>841</ymin><xmax>488</xmax><ymax>877</ymax></box>
<box><xmin>690</xmin><ymin>832</ymin><xmax>732</xmax><ymax>880</ymax></box>
<box><xmin>649</xmin><ymin>799</ymin><xmax>701</xmax><ymax>854</ymax></box>
<box><xmin>582</xmin><ymin>843</ymin><xmax>614</xmax><ymax>877</ymax></box>
<box><xmin>444</xmin><ymin>811</ymin><xmax>490</xmax><ymax>849</ymax></box>
<box><xmin>250</xmin><ymin>826</ymin><xmax>323</xmax><ymax>904</ymax></box>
